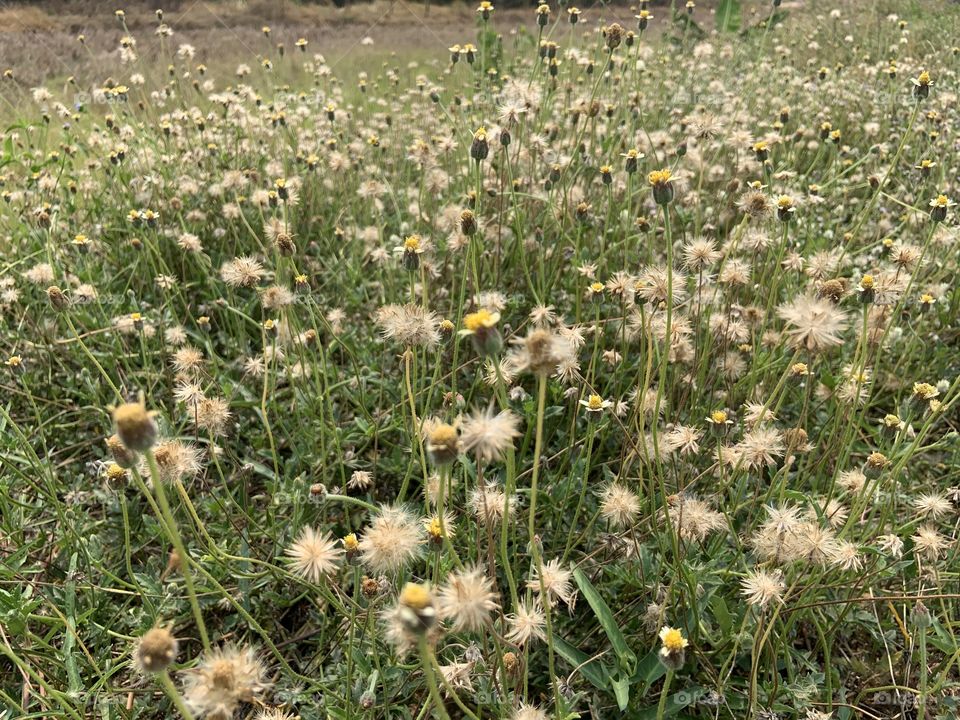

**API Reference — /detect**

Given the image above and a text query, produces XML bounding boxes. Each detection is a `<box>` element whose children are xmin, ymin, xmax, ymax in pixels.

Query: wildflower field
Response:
<box><xmin>3</xmin><ymin>0</ymin><xmax>960</xmax><ymax>718</ymax></box>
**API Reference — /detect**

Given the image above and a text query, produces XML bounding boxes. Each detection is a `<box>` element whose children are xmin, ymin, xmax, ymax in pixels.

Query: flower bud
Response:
<box><xmin>135</xmin><ymin>628</ymin><xmax>178</xmax><ymax>673</ymax></box>
<box><xmin>112</xmin><ymin>402</ymin><xmax>158</xmax><ymax>452</ymax></box>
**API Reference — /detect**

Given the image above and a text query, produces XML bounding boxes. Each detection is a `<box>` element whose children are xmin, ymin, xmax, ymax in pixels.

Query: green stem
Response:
<box><xmin>418</xmin><ymin>636</ymin><xmax>452</xmax><ymax>720</ymax></box>
<box><xmin>157</xmin><ymin>670</ymin><xmax>197</xmax><ymax>720</ymax></box>
<box><xmin>145</xmin><ymin>449</ymin><xmax>211</xmax><ymax>652</ymax></box>
<box><xmin>657</xmin><ymin>669</ymin><xmax>674</xmax><ymax>720</ymax></box>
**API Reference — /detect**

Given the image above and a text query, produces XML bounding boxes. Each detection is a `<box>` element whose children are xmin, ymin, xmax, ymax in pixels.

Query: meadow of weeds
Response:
<box><xmin>1</xmin><ymin>1</ymin><xmax>960</xmax><ymax>718</ymax></box>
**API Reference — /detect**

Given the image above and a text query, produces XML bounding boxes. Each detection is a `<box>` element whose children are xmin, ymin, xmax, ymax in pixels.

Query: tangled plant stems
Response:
<box><xmin>2</xmin><ymin>2</ymin><xmax>960</xmax><ymax>720</ymax></box>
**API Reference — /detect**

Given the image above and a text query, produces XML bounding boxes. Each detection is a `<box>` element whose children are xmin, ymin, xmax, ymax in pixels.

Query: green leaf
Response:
<box><xmin>554</xmin><ymin>635</ymin><xmax>609</xmax><ymax>692</ymax></box>
<box><xmin>632</xmin><ymin>649</ymin><xmax>666</xmax><ymax>691</ymax></box>
<box><xmin>711</xmin><ymin>595</ymin><xmax>733</xmax><ymax>637</ymax></box>
<box><xmin>716</xmin><ymin>0</ymin><xmax>742</xmax><ymax>32</ymax></box>
<box><xmin>611</xmin><ymin>674</ymin><xmax>631</xmax><ymax>711</ymax></box>
<box><xmin>574</xmin><ymin>568</ymin><xmax>637</xmax><ymax>673</ymax></box>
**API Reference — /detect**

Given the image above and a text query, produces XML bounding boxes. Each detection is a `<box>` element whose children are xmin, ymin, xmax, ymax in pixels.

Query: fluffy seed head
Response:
<box><xmin>135</xmin><ymin>627</ymin><xmax>178</xmax><ymax>673</ymax></box>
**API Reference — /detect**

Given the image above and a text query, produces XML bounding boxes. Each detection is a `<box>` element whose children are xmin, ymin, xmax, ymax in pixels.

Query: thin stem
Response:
<box><xmin>418</xmin><ymin>636</ymin><xmax>452</xmax><ymax>720</ymax></box>
<box><xmin>157</xmin><ymin>670</ymin><xmax>197</xmax><ymax>720</ymax></box>
<box><xmin>145</xmin><ymin>449</ymin><xmax>211</xmax><ymax>652</ymax></box>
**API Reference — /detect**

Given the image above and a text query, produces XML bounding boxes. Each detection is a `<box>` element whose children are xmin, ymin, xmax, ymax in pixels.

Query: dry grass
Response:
<box><xmin>0</xmin><ymin>1</ymin><xmax>759</xmax><ymax>87</ymax></box>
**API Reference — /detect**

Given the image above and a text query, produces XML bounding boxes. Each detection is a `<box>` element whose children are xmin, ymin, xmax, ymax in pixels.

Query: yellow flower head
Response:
<box><xmin>400</xmin><ymin>582</ymin><xmax>433</xmax><ymax>610</ymax></box>
<box><xmin>913</xmin><ymin>382</ymin><xmax>939</xmax><ymax>400</ymax></box>
<box><xmin>342</xmin><ymin>533</ymin><xmax>360</xmax><ymax>552</ymax></box>
<box><xmin>648</xmin><ymin>168</ymin><xmax>672</xmax><ymax>186</ymax></box>
<box><xmin>659</xmin><ymin>626</ymin><xmax>688</xmax><ymax>654</ymax></box>
<box><xmin>426</xmin><ymin>516</ymin><xmax>443</xmax><ymax>539</ymax></box>
<box><xmin>463</xmin><ymin>308</ymin><xmax>500</xmax><ymax>332</ymax></box>
<box><xmin>403</xmin><ymin>235</ymin><xmax>422</xmax><ymax>252</ymax></box>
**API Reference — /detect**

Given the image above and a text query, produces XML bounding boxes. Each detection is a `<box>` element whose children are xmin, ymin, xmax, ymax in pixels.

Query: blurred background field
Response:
<box><xmin>0</xmin><ymin>0</ymin><xmax>784</xmax><ymax>89</ymax></box>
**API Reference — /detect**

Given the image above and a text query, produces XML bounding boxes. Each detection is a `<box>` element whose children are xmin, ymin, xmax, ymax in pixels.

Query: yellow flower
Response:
<box><xmin>425</xmin><ymin>516</ymin><xmax>443</xmax><ymax>540</ymax></box>
<box><xmin>708</xmin><ymin>410</ymin><xmax>729</xmax><ymax>425</ymax></box>
<box><xmin>462</xmin><ymin>309</ymin><xmax>500</xmax><ymax>333</ymax></box>
<box><xmin>400</xmin><ymin>582</ymin><xmax>432</xmax><ymax>610</ymax></box>
<box><xmin>648</xmin><ymin>168</ymin><xmax>672</xmax><ymax>186</ymax></box>
<box><xmin>659</xmin><ymin>626</ymin><xmax>688</xmax><ymax>654</ymax></box>
<box><xmin>344</xmin><ymin>533</ymin><xmax>360</xmax><ymax>550</ymax></box>
<box><xmin>579</xmin><ymin>394</ymin><xmax>611</xmax><ymax>413</ymax></box>
<box><xmin>913</xmin><ymin>382</ymin><xmax>939</xmax><ymax>400</ymax></box>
